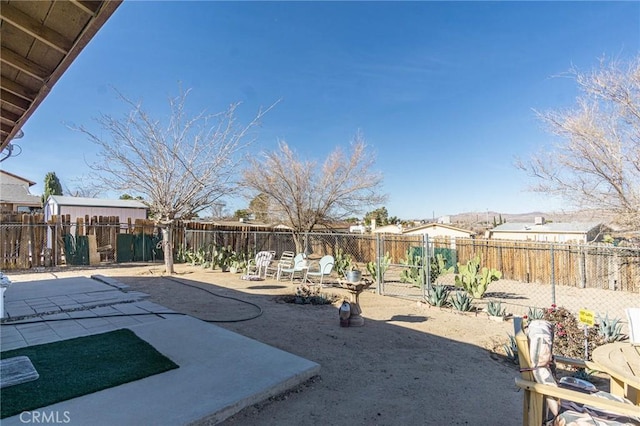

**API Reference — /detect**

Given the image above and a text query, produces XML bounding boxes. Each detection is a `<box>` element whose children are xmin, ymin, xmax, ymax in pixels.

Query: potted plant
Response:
<box><xmin>345</xmin><ymin>265</ymin><xmax>362</xmax><ymax>283</ymax></box>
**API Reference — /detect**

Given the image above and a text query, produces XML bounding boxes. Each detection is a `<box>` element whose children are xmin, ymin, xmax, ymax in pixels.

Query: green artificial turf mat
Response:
<box><xmin>1</xmin><ymin>328</ymin><xmax>179</xmax><ymax>419</ymax></box>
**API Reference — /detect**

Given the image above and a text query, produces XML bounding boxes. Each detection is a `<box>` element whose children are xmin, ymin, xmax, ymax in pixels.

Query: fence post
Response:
<box><xmin>252</xmin><ymin>231</ymin><xmax>257</xmax><ymax>255</ymax></box>
<box><xmin>609</xmin><ymin>248</ymin><xmax>620</xmax><ymax>291</ymax></box>
<box><xmin>375</xmin><ymin>233</ymin><xmax>380</xmax><ymax>294</ymax></box>
<box><xmin>377</xmin><ymin>234</ymin><xmax>384</xmax><ymax>296</ymax></box>
<box><xmin>579</xmin><ymin>246</ymin><xmax>587</xmax><ymax>289</ymax></box>
<box><xmin>550</xmin><ymin>244</ymin><xmax>556</xmax><ymax>306</ymax></box>
<box><xmin>423</xmin><ymin>234</ymin><xmax>431</xmax><ymax>300</ymax></box>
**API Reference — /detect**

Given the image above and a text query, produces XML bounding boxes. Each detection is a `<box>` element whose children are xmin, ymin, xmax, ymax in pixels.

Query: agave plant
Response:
<box><xmin>503</xmin><ymin>334</ymin><xmax>518</xmax><ymax>364</ymax></box>
<box><xmin>487</xmin><ymin>301</ymin><xmax>506</xmax><ymax>318</ymax></box>
<box><xmin>450</xmin><ymin>291</ymin><xmax>473</xmax><ymax>312</ymax></box>
<box><xmin>527</xmin><ymin>306</ymin><xmax>544</xmax><ymax>320</ymax></box>
<box><xmin>596</xmin><ymin>313</ymin><xmax>625</xmax><ymax>343</ymax></box>
<box><xmin>426</xmin><ymin>284</ymin><xmax>449</xmax><ymax>307</ymax></box>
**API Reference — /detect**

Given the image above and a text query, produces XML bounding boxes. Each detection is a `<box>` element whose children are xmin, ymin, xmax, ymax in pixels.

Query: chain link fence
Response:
<box><xmin>181</xmin><ymin>230</ymin><xmax>638</xmax><ymax>331</ymax></box>
<box><xmin>2</xmin><ymin>223</ymin><xmax>637</xmax><ymax>330</ymax></box>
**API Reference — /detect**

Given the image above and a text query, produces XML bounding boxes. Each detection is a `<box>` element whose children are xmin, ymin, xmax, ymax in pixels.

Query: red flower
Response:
<box><xmin>523</xmin><ymin>315</ymin><xmax>528</xmax><ymax>319</ymax></box>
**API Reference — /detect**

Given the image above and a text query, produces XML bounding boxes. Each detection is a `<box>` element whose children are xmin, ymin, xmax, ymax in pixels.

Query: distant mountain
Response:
<box><xmin>443</xmin><ymin>209</ymin><xmax>616</xmax><ymax>227</ymax></box>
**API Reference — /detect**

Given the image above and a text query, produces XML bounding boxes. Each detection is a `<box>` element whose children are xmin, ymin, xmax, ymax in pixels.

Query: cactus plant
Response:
<box><xmin>334</xmin><ymin>248</ymin><xmax>354</xmax><ymax>276</ymax></box>
<box><xmin>400</xmin><ymin>248</ymin><xmax>424</xmax><ymax>286</ymax></box>
<box><xmin>487</xmin><ymin>301</ymin><xmax>506</xmax><ymax>318</ymax></box>
<box><xmin>426</xmin><ymin>284</ymin><xmax>449</xmax><ymax>307</ymax></box>
<box><xmin>366</xmin><ymin>252</ymin><xmax>391</xmax><ymax>282</ymax></box>
<box><xmin>429</xmin><ymin>253</ymin><xmax>452</xmax><ymax>284</ymax></box>
<box><xmin>450</xmin><ymin>291</ymin><xmax>473</xmax><ymax>312</ymax></box>
<box><xmin>453</xmin><ymin>255</ymin><xmax>501</xmax><ymax>299</ymax></box>
<box><xmin>212</xmin><ymin>245</ymin><xmax>235</xmax><ymax>271</ymax></box>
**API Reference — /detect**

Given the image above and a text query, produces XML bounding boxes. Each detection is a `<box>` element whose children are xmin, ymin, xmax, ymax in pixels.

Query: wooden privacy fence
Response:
<box><xmin>184</xmin><ymin>232</ymin><xmax>639</xmax><ymax>293</ymax></box>
<box><xmin>0</xmin><ymin>214</ymin><xmax>175</xmax><ymax>269</ymax></box>
<box><xmin>447</xmin><ymin>238</ymin><xmax>640</xmax><ymax>293</ymax></box>
<box><xmin>2</xmin><ymin>218</ymin><xmax>639</xmax><ymax>294</ymax></box>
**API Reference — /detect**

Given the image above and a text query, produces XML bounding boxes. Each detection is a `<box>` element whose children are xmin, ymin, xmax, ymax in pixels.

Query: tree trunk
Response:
<box><xmin>292</xmin><ymin>231</ymin><xmax>304</xmax><ymax>254</ymax></box>
<box><xmin>162</xmin><ymin>226</ymin><xmax>174</xmax><ymax>274</ymax></box>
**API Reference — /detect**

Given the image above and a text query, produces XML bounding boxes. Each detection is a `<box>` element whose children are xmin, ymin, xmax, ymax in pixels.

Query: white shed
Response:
<box><xmin>44</xmin><ymin>195</ymin><xmax>148</xmax><ymax>223</ymax></box>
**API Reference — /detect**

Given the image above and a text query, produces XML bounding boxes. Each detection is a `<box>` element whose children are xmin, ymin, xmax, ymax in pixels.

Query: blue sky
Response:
<box><xmin>3</xmin><ymin>1</ymin><xmax>639</xmax><ymax>220</ymax></box>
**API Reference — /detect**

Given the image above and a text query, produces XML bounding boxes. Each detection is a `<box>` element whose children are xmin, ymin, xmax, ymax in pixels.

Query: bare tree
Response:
<box><xmin>242</xmin><ymin>132</ymin><xmax>387</xmax><ymax>251</ymax></box>
<box><xmin>64</xmin><ymin>177</ymin><xmax>102</xmax><ymax>198</ymax></box>
<box><xmin>75</xmin><ymin>88</ymin><xmax>274</xmax><ymax>273</ymax></box>
<box><xmin>517</xmin><ymin>56</ymin><xmax>640</xmax><ymax>229</ymax></box>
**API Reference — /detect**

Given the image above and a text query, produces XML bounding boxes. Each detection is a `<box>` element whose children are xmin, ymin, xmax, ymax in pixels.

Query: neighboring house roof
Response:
<box><xmin>47</xmin><ymin>195</ymin><xmax>147</xmax><ymax>209</ymax></box>
<box><xmin>0</xmin><ymin>170</ymin><xmax>36</xmax><ymax>186</ymax></box>
<box><xmin>491</xmin><ymin>222</ymin><xmax>603</xmax><ymax>234</ymax></box>
<box><xmin>0</xmin><ymin>183</ymin><xmax>41</xmax><ymax>205</ymax></box>
<box><xmin>212</xmin><ymin>220</ymin><xmax>273</xmax><ymax>229</ymax></box>
<box><xmin>403</xmin><ymin>222</ymin><xmax>475</xmax><ymax>236</ymax></box>
<box><xmin>272</xmin><ymin>223</ymin><xmax>294</xmax><ymax>230</ymax></box>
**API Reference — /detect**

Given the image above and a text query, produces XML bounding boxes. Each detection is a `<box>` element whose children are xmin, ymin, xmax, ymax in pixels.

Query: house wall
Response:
<box><xmin>404</xmin><ymin>226</ymin><xmax>472</xmax><ymax>238</ymax></box>
<box><xmin>372</xmin><ymin>225</ymin><xmax>403</xmax><ymax>234</ymax></box>
<box><xmin>490</xmin><ymin>231</ymin><xmax>587</xmax><ymax>243</ymax></box>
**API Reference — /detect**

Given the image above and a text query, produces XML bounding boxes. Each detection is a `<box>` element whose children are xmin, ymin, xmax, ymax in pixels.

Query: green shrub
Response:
<box><xmin>541</xmin><ymin>305</ymin><xmax>599</xmax><ymax>360</ymax></box>
<box><xmin>280</xmin><ymin>284</ymin><xmax>338</xmax><ymax>305</ymax></box>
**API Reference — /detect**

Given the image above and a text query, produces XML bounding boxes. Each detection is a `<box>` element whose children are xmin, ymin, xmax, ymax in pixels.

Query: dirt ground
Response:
<box><xmin>6</xmin><ymin>263</ymin><xmax>529</xmax><ymax>425</ymax></box>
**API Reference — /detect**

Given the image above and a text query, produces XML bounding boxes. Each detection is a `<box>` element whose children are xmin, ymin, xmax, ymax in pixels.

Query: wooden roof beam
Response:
<box><xmin>0</xmin><ymin>3</ymin><xmax>73</xmax><ymax>54</ymax></box>
<box><xmin>0</xmin><ymin>89</ymin><xmax>30</xmax><ymax>111</ymax></box>
<box><xmin>0</xmin><ymin>47</ymin><xmax>49</xmax><ymax>81</ymax></box>
<box><xmin>0</xmin><ymin>109</ymin><xmax>20</xmax><ymax>125</ymax></box>
<box><xmin>0</xmin><ymin>78</ymin><xmax>37</xmax><ymax>102</ymax></box>
<box><xmin>70</xmin><ymin>0</ymin><xmax>102</xmax><ymax>16</ymax></box>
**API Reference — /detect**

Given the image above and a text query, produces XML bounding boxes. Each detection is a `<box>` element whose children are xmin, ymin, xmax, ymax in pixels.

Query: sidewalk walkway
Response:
<box><xmin>0</xmin><ymin>275</ymin><xmax>320</xmax><ymax>425</ymax></box>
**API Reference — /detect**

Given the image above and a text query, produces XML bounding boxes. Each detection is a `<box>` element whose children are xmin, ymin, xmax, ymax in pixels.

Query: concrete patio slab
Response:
<box><xmin>0</xmin><ymin>275</ymin><xmax>320</xmax><ymax>425</ymax></box>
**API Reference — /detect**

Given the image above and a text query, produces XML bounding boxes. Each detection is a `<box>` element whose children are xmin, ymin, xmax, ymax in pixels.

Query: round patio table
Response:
<box><xmin>592</xmin><ymin>342</ymin><xmax>640</xmax><ymax>405</ymax></box>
